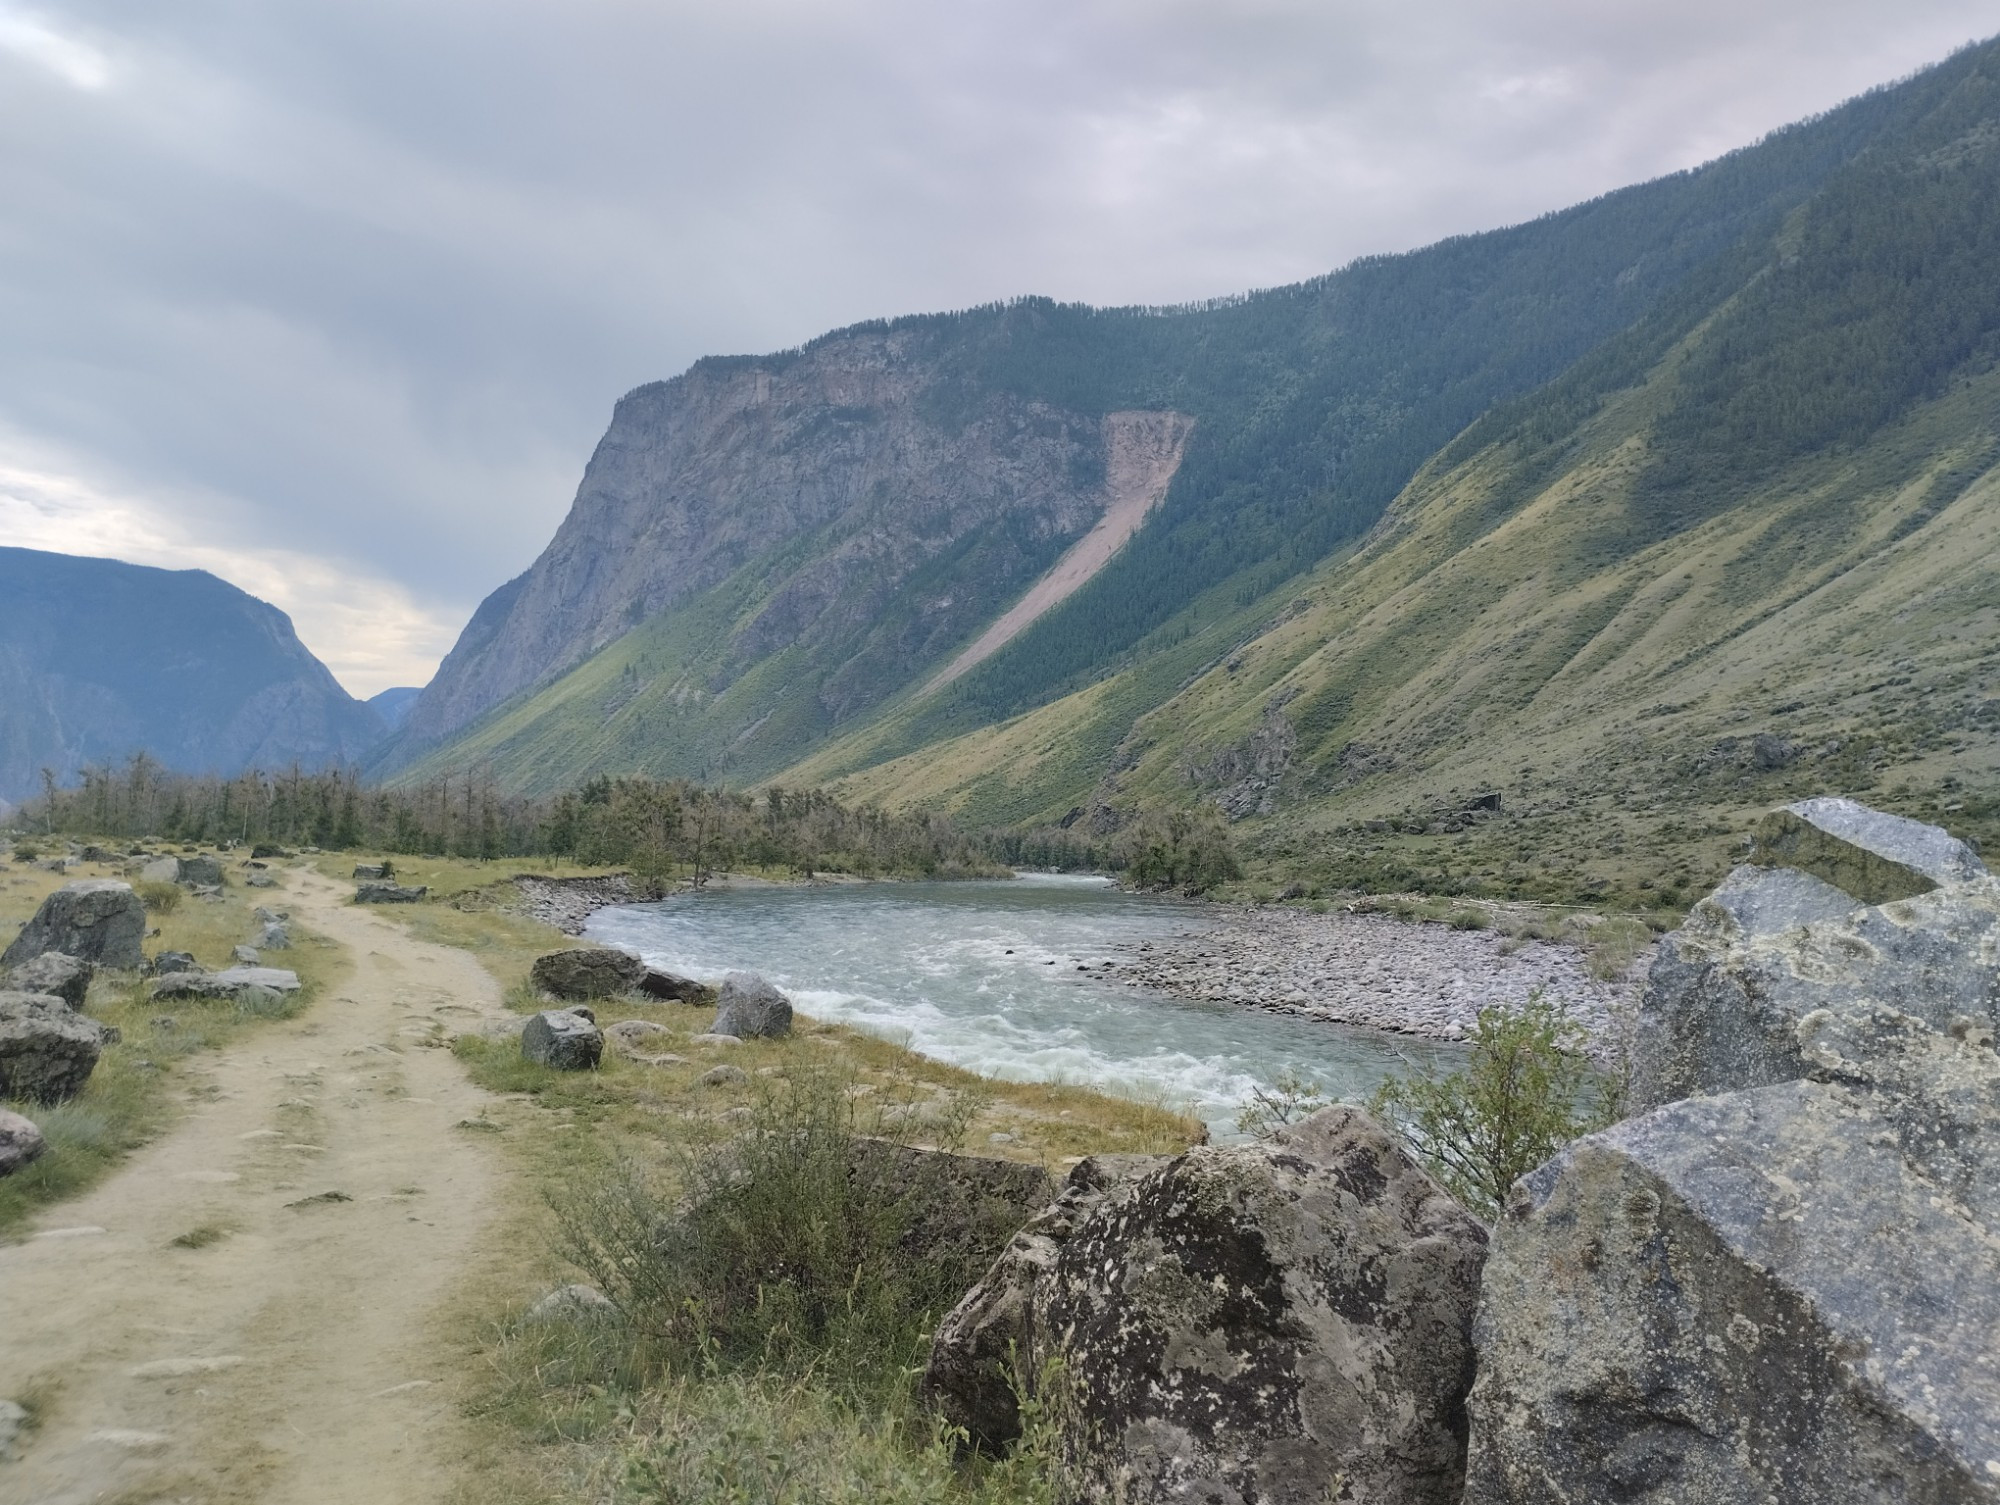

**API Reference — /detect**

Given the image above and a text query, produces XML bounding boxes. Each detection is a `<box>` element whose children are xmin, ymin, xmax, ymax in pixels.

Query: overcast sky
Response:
<box><xmin>1</xmin><ymin>1</ymin><xmax>1992</xmax><ymax>696</ymax></box>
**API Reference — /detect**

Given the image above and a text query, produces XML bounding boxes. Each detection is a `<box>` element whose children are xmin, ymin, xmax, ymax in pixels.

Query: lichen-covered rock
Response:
<box><xmin>530</xmin><ymin>946</ymin><xmax>646</xmax><ymax>999</ymax></box>
<box><xmin>150</xmin><ymin>966</ymin><xmax>301</xmax><ymax>1000</ymax></box>
<box><xmin>355</xmin><ymin>882</ymin><xmax>427</xmax><ymax>903</ymax></box>
<box><xmin>521</xmin><ymin>1009</ymin><xmax>603</xmax><ymax>1070</ymax></box>
<box><xmin>711</xmin><ymin>972</ymin><xmax>792</xmax><ymax>1039</ymax></box>
<box><xmin>353</xmin><ymin>862</ymin><xmax>394</xmax><ymax>880</ymax></box>
<box><xmin>2</xmin><ymin>952</ymin><xmax>93</xmax><ymax>1009</ymax></box>
<box><xmin>924</xmin><ymin>1153</ymin><xmax>1167</xmax><ymax>1452</ymax></box>
<box><xmin>2</xmin><ymin>879</ymin><xmax>147</xmax><ymax>971</ymax></box>
<box><xmin>640</xmin><ymin>966</ymin><xmax>715</xmax><ymax>1004</ymax></box>
<box><xmin>176</xmin><ymin>854</ymin><xmax>224</xmax><ymax>887</ymax></box>
<box><xmin>0</xmin><ymin>1107</ymin><xmax>47</xmax><ymax>1177</ymax></box>
<box><xmin>1633</xmin><ymin>801</ymin><xmax>1998</xmax><ymax>1111</ymax></box>
<box><xmin>1465</xmin><ymin>1006</ymin><xmax>2000</xmax><ymax>1505</ymax></box>
<box><xmin>0</xmin><ymin>991</ymin><xmax>106</xmax><ymax>1103</ymax></box>
<box><xmin>604</xmin><ymin>1017</ymin><xmax>671</xmax><ymax>1055</ymax></box>
<box><xmin>1035</xmin><ymin>1107</ymin><xmax>1488</xmax><ymax>1505</ymax></box>
<box><xmin>257</xmin><ymin>923</ymin><xmax>290</xmax><ymax>950</ymax></box>
<box><xmin>150</xmin><ymin>950</ymin><xmax>199</xmax><ymax>977</ymax></box>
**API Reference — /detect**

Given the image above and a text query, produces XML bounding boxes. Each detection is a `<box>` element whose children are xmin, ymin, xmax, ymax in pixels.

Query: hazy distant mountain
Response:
<box><xmin>367</xmin><ymin>686</ymin><xmax>423</xmax><ymax>732</ymax></box>
<box><xmin>0</xmin><ymin>547</ymin><xmax>387</xmax><ymax>805</ymax></box>
<box><xmin>380</xmin><ymin>39</ymin><xmax>2000</xmax><ymax>900</ymax></box>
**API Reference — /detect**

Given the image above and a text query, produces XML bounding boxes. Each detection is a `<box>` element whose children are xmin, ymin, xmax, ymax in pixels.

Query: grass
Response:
<box><xmin>0</xmin><ymin>849</ymin><xmax>343</xmax><ymax>1237</ymax></box>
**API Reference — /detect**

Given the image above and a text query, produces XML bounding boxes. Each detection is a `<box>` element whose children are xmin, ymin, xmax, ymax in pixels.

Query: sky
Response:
<box><xmin>1</xmin><ymin>2</ymin><xmax>1993</xmax><ymax>697</ymax></box>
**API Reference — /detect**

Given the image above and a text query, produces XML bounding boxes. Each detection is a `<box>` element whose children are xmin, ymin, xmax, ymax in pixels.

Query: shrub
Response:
<box><xmin>136</xmin><ymin>880</ymin><xmax>182</xmax><ymax>914</ymax></box>
<box><xmin>1370</xmin><ymin>992</ymin><xmax>1611</xmax><ymax>1220</ymax></box>
<box><xmin>1115</xmin><ymin>806</ymin><xmax>1241</xmax><ymax>894</ymax></box>
<box><xmin>12</xmin><ymin>844</ymin><xmax>39</xmax><ymax>863</ymax></box>
<box><xmin>1234</xmin><ymin>1069</ymin><xmax>1326</xmax><ymax>1138</ymax></box>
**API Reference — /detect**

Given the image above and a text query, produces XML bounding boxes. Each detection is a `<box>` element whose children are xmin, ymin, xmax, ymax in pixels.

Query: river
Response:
<box><xmin>585</xmin><ymin>874</ymin><xmax>1465</xmax><ymax>1141</ymax></box>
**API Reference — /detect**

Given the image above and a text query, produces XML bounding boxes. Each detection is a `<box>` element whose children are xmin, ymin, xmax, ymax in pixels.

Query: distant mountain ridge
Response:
<box><xmin>0</xmin><ymin>547</ymin><xmax>386</xmax><ymax>804</ymax></box>
<box><xmin>381</xmin><ymin>37</ymin><xmax>2000</xmax><ymax>888</ymax></box>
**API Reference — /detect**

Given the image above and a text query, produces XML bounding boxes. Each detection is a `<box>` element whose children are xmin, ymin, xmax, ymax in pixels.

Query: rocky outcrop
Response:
<box><xmin>711</xmin><ymin>972</ymin><xmax>792</xmax><ymax>1039</ymax></box>
<box><xmin>1</xmin><ymin>952</ymin><xmax>93</xmax><ymax>1009</ymax></box>
<box><xmin>941</xmin><ymin>1107</ymin><xmax>1488</xmax><ymax>1504</ymax></box>
<box><xmin>1465</xmin><ymin>1005</ymin><xmax>2000</xmax><ymax>1504</ymax></box>
<box><xmin>512</xmin><ymin>873</ymin><xmax>641</xmax><ymax>935</ymax></box>
<box><xmin>925</xmin><ymin>1152</ymin><xmax>1167</xmax><ymax>1451</ymax></box>
<box><xmin>2</xmin><ymin>879</ymin><xmax>146</xmax><ymax>970</ymax></box>
<box><xmin>530</xmin><ymin>947</ymin><xmax>645</xmax><ymax>999</ymax></box>
<box><xmin>355</xmin><ymin>883</ymin><xmax>427</xmax><ymax>904</ymax></box>
<box><xmin>1630</xmin><ymin>796</ymin><xmax>1996</xmax><ymax>1110</ymax></box>
<box><xmin>0</xmin><ymin>991</ymin><xmax>106</xmax><ymax>1102</ymax></box>
<box><xmin>0</xmin><ymin>1107</ymin><xmax>47</xmax><ymax>1176</ymax></box>
<box><xmin>521</xmin><ymin>1009</ymin><xmax>603</xmax><ymax>1070</ymax></box>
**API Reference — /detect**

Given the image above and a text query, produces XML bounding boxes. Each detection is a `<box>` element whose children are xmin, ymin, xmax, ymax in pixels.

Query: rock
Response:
<box><xmin>2</xmin><ymin>952</ymin><xmax>93</xmax><ymax>1009</ymax></box>
<box><xmin>2</xmin><ymin>879</ymin><xmax>147</xmax><ymax>970</ymax></box>
<box><xmin>0</xmin><ymin>1396</ymin><xmax>24</xmax><ymax>1458</ymax></box>
<box><xmin>1633</xmin><ymin>802</ymin><xmax>1999</xmax><ymax>1111</ymax></box>
<box><xmin>353</xmin><ymin>862</ymin><xmax>395</xmax><ymax>880</ymax></box>
<box><xmin>639</xmin><ymin>966</ymin><xmax>716</xmax><ymax>1003</ymax></box>
<box><xmin>690</xmin><ymin>1032</ymin><xmax>742</xmax><ymax>1046</ymax></box>
<box><xmin>138</xmin><ymin>855</ymin><xmax>181</xmax><ymax>884</ymax></box>
<box><xmin>527</xmin><ymin>1283</ymin><xmax>615</xmax><ymax>1322</ymax></box>
<box><xmin>150</xmin><ymin>950</ymin><xmax>199</xmax><ymax>977</ymax></box>
<box><xmin>1464</xmin><ymin>1006</ymin><xmax>2000</xmax><ymax>1504</ymax></box>
<box><xmin>0</xmin><ymin>1107</ymin><xmax>48</xmax><ymax>1176</ymax></box>
<box><xmin>150</xmin><ymin>966</ymin><xmax>301</xmax><ymax>1000</ymax></box>
<box><xmin>699</xmin><ymin>1063</ymin><xmax>748</xmax><ymax>1086</ymax></box>
<box><xmin>257</xmin><ymin>923</ymin><xmax>290</xmax><ymax>950</ymax></box>
<box><xmin>244</xmin><ymin>871</ymin><xmax>277</xmax><ymax>889</ymax></box>
<box><xmin>1752</xmin><ymin>794</ymin><xmax>1987</xmax><ymax>902</ymax></box>
<box><xmin>1032</xmin><ymin>1107</ymin><xmax>1488</xmax><ymax>1505</ymax></box>
<box><xmin>250</xmin><ymin>844</ymin><xmax>292</xmax><ymax>859</ymax></box>
<box><xmin>521</xmin><ymin>1009</ymin><xmax>602</xmax><ymax>1070</ymax></box>
<box><xmin>80</xmin><ymin>844</ymin><xmax>121</xmax><ymax>863</ymax></box>
<box><xmin>925</xmin><ymin>1153</ymin><xmax>1168</xmax><ymax>1451</ymax></box>
<box><xmin>253</xmin><ymin>906</ymin><xmax>287</xmax><ymax>924</ymax></box>
<box><xmin>233</xmin><ymin>946</ymin><xmax>261</xmax><ymax>965</ymax></box>
<box><xmin>0</xmin><ymin>991</ymin><xmax>107</xmax><ymax>1103</ymax></box>
<box><xmin>604</xmin><ymin>1018</ymin><xmax>671</xmax><ymax>1055</ymax></box>
<box><xmin>530</xmin><ymin>946</ymin><xmax>646</xmax><ymax>1000</ymax></box>
<box><xmin>176</xmin><ymin>855</ymin><xmax>224</xmax><ymax>887</ymax></box>
<box><xmin>355</xmin><ymin>883</ymin><xmax>427</xmax><ymax>903</ymax></box>
<box><xmin>710</xmin><ymin>972</ymin><xmax>792</xmax><ymax>1039</ymax></box>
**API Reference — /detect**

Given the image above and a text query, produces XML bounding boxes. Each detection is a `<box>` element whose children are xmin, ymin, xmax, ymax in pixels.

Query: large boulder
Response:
<box><xmin>355</xmin><ymin>882</ymin><xmax>427</xmax><ymax>903</ymax></box>
<box><xmin>1465</xmin><ymin>1005</ymin><xmax>2000</xmax><ymax>1504</ymax></box>
<box><xmin>711</xmin><ymin>972</ymin><xmax>793</xmax><ymax>1039</ymax></box>
<box><xmin>0</xmin><ymin>1107</ymin><xmax>46</xmax><ymax>1176</ymax></box>
<box><xmin>640</xmin><ymin>966</ymin><xmax>716</xmax><ymax>1004</ymax></box>
<box><xmin>521</xmin><ymin>1009</ymin><xmax>603</xmax><ymax>1070</ymax></box>
<box><xmin>176</xmin><ymin>854</ymin><xmax>225</xmax><ymax>887</ymax></box>
<box><xmin>1032</xmin><ymin>1107</ymin><xmax>1489</xmax><ymax>1505</ymax></box>
<box><xmin>1632</xmin><ymin>798</ymin><xmax>1997</xmax><ymax>1111</ymax></box>
<box><xmin>150</xmin><ymin>966</ymin><xmax>301</xmax><ymax>1000</ymax></box>
<box><xmin>0</xmin><ymin>991</ymin><xmax>107</xmax><ymax>1103</ymax></box>
<box><xmin>1</xmin><ymin>879</ymin><xmax>147</xmax><ymax>970</ymax></box>
<box><xmin>530</xmin><ymin>947</ymin><xmax>646</xmax><ymax>1000</ymax></box>
<box><xmin>925</xmin><ymin>1152</ymin><xmax>1167</xmax><ymax>1452</ymax></box>
<box><xmin>1</xmin><ymin>952</ymin><xmax>93</xmax><ymax>1009</ymax></box>
<box><xmin>137</xmin><ymin>855</ymin><xmax>181</xmax><ymax>884</ymax></box>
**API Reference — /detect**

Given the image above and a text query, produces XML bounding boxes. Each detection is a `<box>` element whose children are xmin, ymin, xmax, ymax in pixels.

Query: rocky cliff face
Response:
<box><xmin>391</xmin><ymin>326</ymin><xmax>1187</xmax><ymax>762</ymax></box>
<box><xmin>0</xmin><ymin>547</ymin><xmax>386</xmax><ymax>804</ymax></box>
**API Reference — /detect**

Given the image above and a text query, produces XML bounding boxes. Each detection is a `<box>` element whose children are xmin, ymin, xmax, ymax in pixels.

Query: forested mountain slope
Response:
<box><xmin>0</xmin><ymin>548</ymin><xmax>387</xmax><ymax>805</ymax></box>
<box><xmin>390</xmin><ymin>39</ymin><xmax>2000</xmax><ymax>894</ymax></box>
<box><xmin>378</xmin><ymin>35</ymin><xmax>1946</xmax><ymax>793</ymax></box>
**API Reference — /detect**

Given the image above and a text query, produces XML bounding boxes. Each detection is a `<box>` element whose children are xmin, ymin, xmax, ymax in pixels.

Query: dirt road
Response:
<box><xmin>0</xmin><ymin>869</ymin><xmax>514</xmax><ymax>1504</ymax></box>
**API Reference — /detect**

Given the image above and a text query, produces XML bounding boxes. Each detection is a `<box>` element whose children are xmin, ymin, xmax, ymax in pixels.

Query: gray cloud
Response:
<box><xmin>1</xmin><ymin>0</ymin><xmax>1992</xmax><ymax>692</ymax></box>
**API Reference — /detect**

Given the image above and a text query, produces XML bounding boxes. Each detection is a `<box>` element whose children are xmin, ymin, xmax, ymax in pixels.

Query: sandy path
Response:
<box><xmin>927</xmin><ymin>409</ymin><xmax>1195</xmax><ymax>691</ymax></box>
<box><xmin>0</xmin><ymin>869</ymin><xmax>514</xmax><ymax>1505</ymax></box>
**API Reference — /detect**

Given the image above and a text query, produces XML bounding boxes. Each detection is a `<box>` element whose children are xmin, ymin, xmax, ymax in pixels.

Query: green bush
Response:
<box><xmin>1370</xmin><ymin>992</ymin><xmax>1614</xmax><ymax>1219</ymax></box>
<box><xmin>1115</xmin><ymin>805</ymin><xmax>1241</xmax><ymax>894</ymax></box>
<box><xmin>136</xmin><ymin>880</ymin><xmax>182</xmax><ymax>914</ymax></box>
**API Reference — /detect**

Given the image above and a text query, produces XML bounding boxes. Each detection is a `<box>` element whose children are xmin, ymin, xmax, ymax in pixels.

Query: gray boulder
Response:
<box><xmin>151</xmin><ymin>966</ymin><xmax>301</xmax><ymax>1000</ymax></box>
<box><xmin>353</xmin><ymin>862</ymin><xmax>394</xmax><ymax>880</ymax></box>
<box><xmin>2</xmin><ymin>952</ymin><xmax>93</xmax><ymax>1009</ymax></box>
<box><xmin>521</xmin><ymin>1009</ymin><xmax>603</xmax><ymax>1070</ymax></box>
<box><xmin>355</xmin><ymin>883</ymin><xmax>427</xmax><ymax>903</ymax></box>
<box><xmin>925</xmin><ymin>1152</ymin><xmax>1167</xmax><ymax>1451</ymax></box>
<box><xmin>137</xmin><ymin>855</ymin><xmax>181</xmax><ymax>883</ymax></box>
<box><xmin>1632</xmin><ymin>803</ymin><xmax>1998</xmax><ymax>1111</ymax></box>
<box><xmin>1</xmin><ymin>879</ymin><xmax>147</xmax><ymax>970</ymax></box>
<box><xmin>0</xmin><ymin>991</ymin><xmax>107</xmax><ymax>1102</ymax></box>
<box><xmin>711</xmin><ymin>972</ymin><xmax>792</xmax><ymax>1039</ymax></box>
<box><xmin>176</xmin><ymin>854</ymin><xmax>225</xmax><ymax>887</ymax></box>
<box><xmin>245</xmin><ymin>870</ymin><xmax>277</xmax><ymax>889</ymax></box>
<box><xmin>0</xmin><ymin>1107</ymin><xmax>47</xmax><ymax>1176</ymax></box>
<box><xmin>1465</xmin><ymin>1005</ymin><xmax>2000</xmax><ymax>1505</ymax></box>
<box><xmin>604</xmin><ymin>1018</ymin><xmax>671</xmax><ymax>1055</ymax></box>
<box><xmin>1032</xmin><ymin>1107</ymin><xmax>1488</xmax><ymax>1504</ymax></box>
<box><xmin>640</xmin><ymin>966</ymin><xmax>715</xmax><ymax>1003</ymax></box>
<box><xmin>257</xmin><ymin>923</ymin><xmax>290</xmax><ymax>950</ymax></box>
<box><xmin>150</xmin><ymin>950</ymin><xmax>199</xmax><ymax>977</ymax></box>
<box><xmin>530</xmin><ymin>947</ymin><xmax>645</xmax><ymax>1000</ymax></box>
<box><xmin>233</xmin><ymin>945</ymin><xmax>261</xmax><ymax>965</ymax></box>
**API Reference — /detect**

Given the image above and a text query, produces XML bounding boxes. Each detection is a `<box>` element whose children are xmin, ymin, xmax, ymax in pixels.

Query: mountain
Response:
<box><xmin>382</xmin><ymin>40</ymin><xmax>2000</xmax><ymax>897</ymax></box>
<box><xmin>0</xmin><ymin>548</ymin><xmax>387</xmax><ymax>805</ymax></box>
<box><xmin>367</xmin><ymin>686</ymin><xmax>423</xmax><ymax>732</ymax></box>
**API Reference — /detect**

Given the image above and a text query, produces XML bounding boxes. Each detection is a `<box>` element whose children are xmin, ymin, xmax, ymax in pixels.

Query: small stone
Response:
<box><xmin>526</xmin><ymin>1283</ymin><xmax>615</xmax><ymax>1322</ymax></box>
<box><xmin>0</xmin><ymin>1108</ymin><xmax>45</xmax><ymax>1177</ymax></box>
<box><xmin>699</xmin><ymin>1063</ymin><xmax>748</xmax><ymax>1087</ymax></box>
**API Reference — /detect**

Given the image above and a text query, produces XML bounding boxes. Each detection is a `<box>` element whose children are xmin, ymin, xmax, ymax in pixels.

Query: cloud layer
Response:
<box><xmin>2</xmin><ymin>0</ymin><xmax>1992</xmax><ymax>693</ymax></box>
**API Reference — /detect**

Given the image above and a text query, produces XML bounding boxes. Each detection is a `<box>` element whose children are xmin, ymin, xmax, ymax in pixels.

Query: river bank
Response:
<box><xmin>1107</xmin><ymin>905</ymin><xmax>1650</xmax><ymax>1047</ymax></box>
